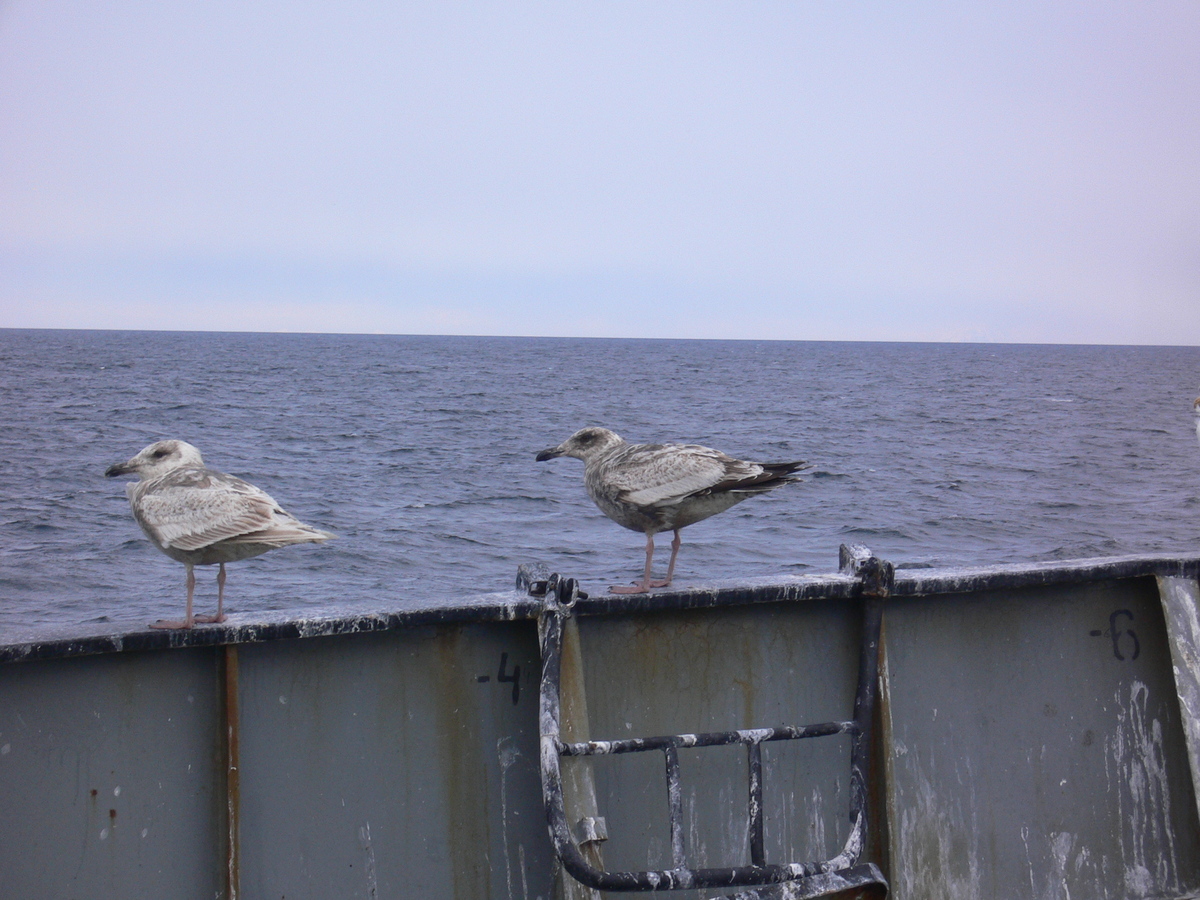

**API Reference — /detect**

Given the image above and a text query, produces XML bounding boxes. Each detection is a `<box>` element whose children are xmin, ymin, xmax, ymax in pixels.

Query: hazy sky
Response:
<box><xmin>2</xmin><ymin>3</ymin><xmax>1198</xmax><ymax>342</ymax></box>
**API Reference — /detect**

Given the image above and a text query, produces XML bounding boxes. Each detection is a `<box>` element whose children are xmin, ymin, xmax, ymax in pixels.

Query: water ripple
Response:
<box><xmin>2</xmin><ymin>331</ymin><xmax>1200</xmax><ymax>630</ymax></box>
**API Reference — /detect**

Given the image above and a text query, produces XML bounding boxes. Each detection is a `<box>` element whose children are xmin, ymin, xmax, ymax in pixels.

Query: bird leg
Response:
<box><xmin>611</xmin><ymin>532</ymin><xmax>669</xmax><ymax>594</ymax></box>
<box><xmin>655</xmin><ymin>530</ymin><xmax>682</xmax><ymax>588</ymax></box>
<box><xmin>195</xmin><ymin>562</ymin><xmax>228</xmax><ymax>624</ymax></box>
<box><xmin>151</xmin><ymin>563</ymin><xmax>197</xmax><ymax>629</ymax></box>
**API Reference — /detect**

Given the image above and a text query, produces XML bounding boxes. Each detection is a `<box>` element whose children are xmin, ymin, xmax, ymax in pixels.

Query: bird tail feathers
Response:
<box><xmin>226</xmin><ymin>523</ymin><xmax>334</xmax><ymax>546</ymax></box>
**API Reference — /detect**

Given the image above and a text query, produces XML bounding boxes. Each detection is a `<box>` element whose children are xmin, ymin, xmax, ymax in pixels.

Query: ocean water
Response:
<box><xmin>2</xmin><ymin>329</ymin><xmax>1200</xmax><ymax>637</ymax></box>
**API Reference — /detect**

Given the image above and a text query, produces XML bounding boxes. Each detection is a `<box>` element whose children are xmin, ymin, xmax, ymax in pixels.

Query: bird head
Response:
<box><xmin>536</xmin><ymin>427</ymin><xmax>625</xmax><ymax>463</ymax></box>
<box><xmin>105</xmin><ymin>440</ymin><xmax>205</xmax><ymax>480</ymax></box>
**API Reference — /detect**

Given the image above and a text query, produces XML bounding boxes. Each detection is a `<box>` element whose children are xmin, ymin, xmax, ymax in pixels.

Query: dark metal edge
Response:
<box><xmin>6</xmin><ymin>552</ymin><xmax>1200</xmax><ymax>665</ymax></box>
<box><xmin>0</xmin><ymin>597</ymin><xmax>543</xmax><ymax>665</ymax></box>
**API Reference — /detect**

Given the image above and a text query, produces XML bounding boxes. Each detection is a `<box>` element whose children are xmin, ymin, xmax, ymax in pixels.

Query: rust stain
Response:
<box><xmin>596</xmin><ymin>606</ymin><xmax>832</xmax><ymax>736</ymax></box>
<box><xmin>432</xmin><ymin>627</ymin><xmax>491</xmax><ymax>900</ymax></box>
<box><xmin>223</xmin><ymin>644</ymin><xmax>241</xmax><ymax>900</ymax></box>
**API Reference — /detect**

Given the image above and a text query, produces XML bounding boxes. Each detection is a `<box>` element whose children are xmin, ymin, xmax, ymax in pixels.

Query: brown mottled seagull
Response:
<box><xmin>537</xmin><ymin>427</ymin><xmax>807</xmax><ymax>594</ymax></box>
<box><xmin>105</xmin><ymin>440</ymin><xmax>333</xmax><ymax>629</ymax></box>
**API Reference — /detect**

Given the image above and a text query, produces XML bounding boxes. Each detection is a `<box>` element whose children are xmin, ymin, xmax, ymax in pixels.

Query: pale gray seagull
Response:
<box><xmin>537</xmin><ymin>427</ymin><xmax>807</xmax><ymax>594</ymax></box>
<box><xmin>105</xmin><ymin>440</ymin><xmax>333</xmax><ymax>629</ymax></box>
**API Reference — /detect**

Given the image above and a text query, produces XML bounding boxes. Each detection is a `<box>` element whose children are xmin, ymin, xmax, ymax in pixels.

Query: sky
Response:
<box><xmin>1</xmin><ymin>2</ymin><xmax>1199</xmax><ymax>343</ymax></box>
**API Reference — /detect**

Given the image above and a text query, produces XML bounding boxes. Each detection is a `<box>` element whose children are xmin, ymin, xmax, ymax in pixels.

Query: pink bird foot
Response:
<box><xmin>150</xmin><ymin>618</ymin><xmax>194</xmax><ymax>630</ymax></box>
<box><xmin>610</xmin><ymin>582</ymin><xmax>652</xmax><ymax>594</ymax></box>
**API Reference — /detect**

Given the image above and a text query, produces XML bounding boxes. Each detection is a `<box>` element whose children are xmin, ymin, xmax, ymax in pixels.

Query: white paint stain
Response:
<box><xmin>1125</xmin><ymin>865</ymin><xmax>1154</xmax><ymax>897</ymax></box>
<box><xmin>1046</xmin><ymin>831</ymin><xmax>1075</xmax><ymax>900</ymax></box>
<box><xmin>1020</xmin><ymin>826</ymin><xmax>1036</xmax><ymax>897</ymax></box>
<box><xmin>1106</xmin><ymin>680</ymin><xmax>1179</xmax><ymax>897</ymax></box>
<box><xmin>496</xmin><ymin>736</ymin><xmax>522</xmax><ymax>900</ymax></box>
<box><xmin>809</xmin><ymin>786</ymin><xmax>826</xmax><ymax>859</ymax></box>
<box><xmin>895</xmin><ymin>745</ymin><xmax>982</xmax><ymax>900</ymax></box>
<box><xmin>357</xmin><ymin>823</ymin><xmax>378</xmax><ymax>900</ymax></box>
<box><xmin>1156</xmin><ymin>576</ymin><xmax>1200</xmax><ymax>829</ymax></box>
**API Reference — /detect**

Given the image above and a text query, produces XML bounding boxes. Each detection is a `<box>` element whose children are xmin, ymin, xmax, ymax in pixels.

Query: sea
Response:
<box><xmin>3</xmin><ymin>329</ymin><xmax>1200</xmax><ymax>639</ymax></box>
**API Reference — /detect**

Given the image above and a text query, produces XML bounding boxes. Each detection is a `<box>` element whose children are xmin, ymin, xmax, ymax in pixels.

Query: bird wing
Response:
<box><xmin>131</xmin><ymin>468</ymin><xmax>283</xmax><ymax>551</ymax></box>
<box><xmin>606</xmin><ymin>444</ymin><xmax>761</xmax><ymax>508</ymax></box>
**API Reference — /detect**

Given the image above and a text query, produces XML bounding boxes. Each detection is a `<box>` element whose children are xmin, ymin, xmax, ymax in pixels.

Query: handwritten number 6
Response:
<box><xmin>1109</xmin><ymin>609</ymin><xmax>1140</xmax><ymax>662</ymax></box>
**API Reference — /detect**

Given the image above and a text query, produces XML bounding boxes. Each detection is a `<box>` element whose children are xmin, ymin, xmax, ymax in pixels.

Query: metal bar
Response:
<box><xmin>748</xmin><ymin>742</ymin><xmax>765</xmax><ymax>867</ymax></box>
<box><xmin>223</xmin><ymin>644</ymin><xmax>241</xmax><ymax>900</ymax></box>
<box><xmin>849</xmin><ymin>596</ymin><xmax>884</xmax><ymax>837</ymax></box>
<box><xmin>664</xmin><ymin>745</ymin><xmax>687</xmax><ymax>869</ymax></box>
<box><xmin>1156</xmin><ymin>575</ymin><xmax>1200</xmax><ymax>829</ymax></box>
<box><xmin>558</xmin><ymin>603</ymin><xmax>606</xmax><ymax>900</ymax></box>
<box><xmin>712</xmin><ymin>863</ymin><xmax>888</xmax><ymax>899</ymax></box>
<box><xmin>560</xmin><ymin>722</ymin><xmax>858</xmax><ymax>757</ymax></box>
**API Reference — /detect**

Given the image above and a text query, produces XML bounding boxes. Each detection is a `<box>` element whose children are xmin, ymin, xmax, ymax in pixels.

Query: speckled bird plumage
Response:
<box><xmin>106</xmin><ymin>439</ymin><xmax>332</xmax><ymax>628</ymax></box>
<box><xmin>537</xmin><ymin>427</ymin><xmax>807</xmax><ymax>593</ymax></box>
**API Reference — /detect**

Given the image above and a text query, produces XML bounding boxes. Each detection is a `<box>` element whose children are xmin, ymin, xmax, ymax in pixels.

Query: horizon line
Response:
<box><xmin>2</xmin><ymin>325</ymin><xmax>1199</xmax><ymax>350</ymax></box>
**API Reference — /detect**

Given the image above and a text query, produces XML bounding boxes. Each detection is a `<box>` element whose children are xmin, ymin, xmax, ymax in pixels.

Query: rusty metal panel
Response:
<box><xmin>573</xmin><ymin>600</ymin><xmax>865</xmax><ymax>883</ymax></box>
<box><xmin>883</xmin><ymin>576</ymin><xmax>1200</xmax><ymax>900</ymax></box>
<box><xmin>0</xmin><ymin>648</ymin><xmax>225</xmax><ymax>898</ymax></box>
<box><xmin>232</xmin><ymin>621</ymin><xmax>550</xmax><ymax>900</ymax></box>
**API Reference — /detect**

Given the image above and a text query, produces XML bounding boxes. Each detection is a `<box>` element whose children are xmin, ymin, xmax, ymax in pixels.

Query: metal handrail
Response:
<box><xmin>535</xmin><ymin>549</ymin><xmax>891</xmax><ymax>895</ymax></box>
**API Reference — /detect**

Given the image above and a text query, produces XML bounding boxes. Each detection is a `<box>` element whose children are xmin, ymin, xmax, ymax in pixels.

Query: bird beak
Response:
<box><xmin>104</xmin><ymin>461</ymin><xmax>133</xmax><ymax>478</ymax></box>
<box><xmin>535</xmin><ymin>445</ymin><xmax>563</xmax><ymax>462</ymax></box>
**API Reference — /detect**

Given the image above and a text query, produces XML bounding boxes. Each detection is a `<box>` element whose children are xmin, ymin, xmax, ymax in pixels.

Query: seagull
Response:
<box><xmin>537</xmin><ymin>427</ymin><xmax>807</xmax><ymax>594</ymax></box>
<box><xmin>105</xmin><ymin>440</ymin><xmax>333</xmax><ymax>629</ymax></box>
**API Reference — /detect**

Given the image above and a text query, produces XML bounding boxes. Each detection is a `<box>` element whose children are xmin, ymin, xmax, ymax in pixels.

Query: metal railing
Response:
<box><xmin>534</xmin><ymin>545</ymin><xmax>892</xmax><ymax>896</ymax></box>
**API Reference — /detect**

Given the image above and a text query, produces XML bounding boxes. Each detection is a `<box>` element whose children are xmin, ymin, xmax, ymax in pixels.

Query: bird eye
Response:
<box><xmin>152</xmin><ymin>448</ymin><xmax>169</xmax><ymax>459</ymax></box>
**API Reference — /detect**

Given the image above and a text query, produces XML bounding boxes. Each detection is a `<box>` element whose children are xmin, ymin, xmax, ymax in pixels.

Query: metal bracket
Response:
<box><xmin>535</xmin><ymin>554</ymin><xmax>890</xmax><ymax>895</ymax></box>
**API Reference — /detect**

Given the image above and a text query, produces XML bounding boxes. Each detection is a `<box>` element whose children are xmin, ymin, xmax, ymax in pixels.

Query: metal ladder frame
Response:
<box><xmin>534</xmin><ymin>546</ymin><xmax>891</xmax><ymax>897</ymax></box>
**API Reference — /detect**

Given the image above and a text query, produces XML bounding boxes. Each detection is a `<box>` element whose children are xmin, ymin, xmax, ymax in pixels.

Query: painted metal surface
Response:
<box><xmin>0</xmin><ymin>648</ymin><xmax>227</xmax><ymax>898</ymax></box>
<box><xmin>1</xmin><ymin>552</ymin><xmax>1198</xmax><ymax>899</ymax></box>
<box><xmin>883</xmin><ymin>576</ymin><xmax>1200</xmax><ymax>899</ymax></box>
<box><xmin>232</xmin><ymin>622</ymin><xmax>548</xmax><ymax>899</ymax></box>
